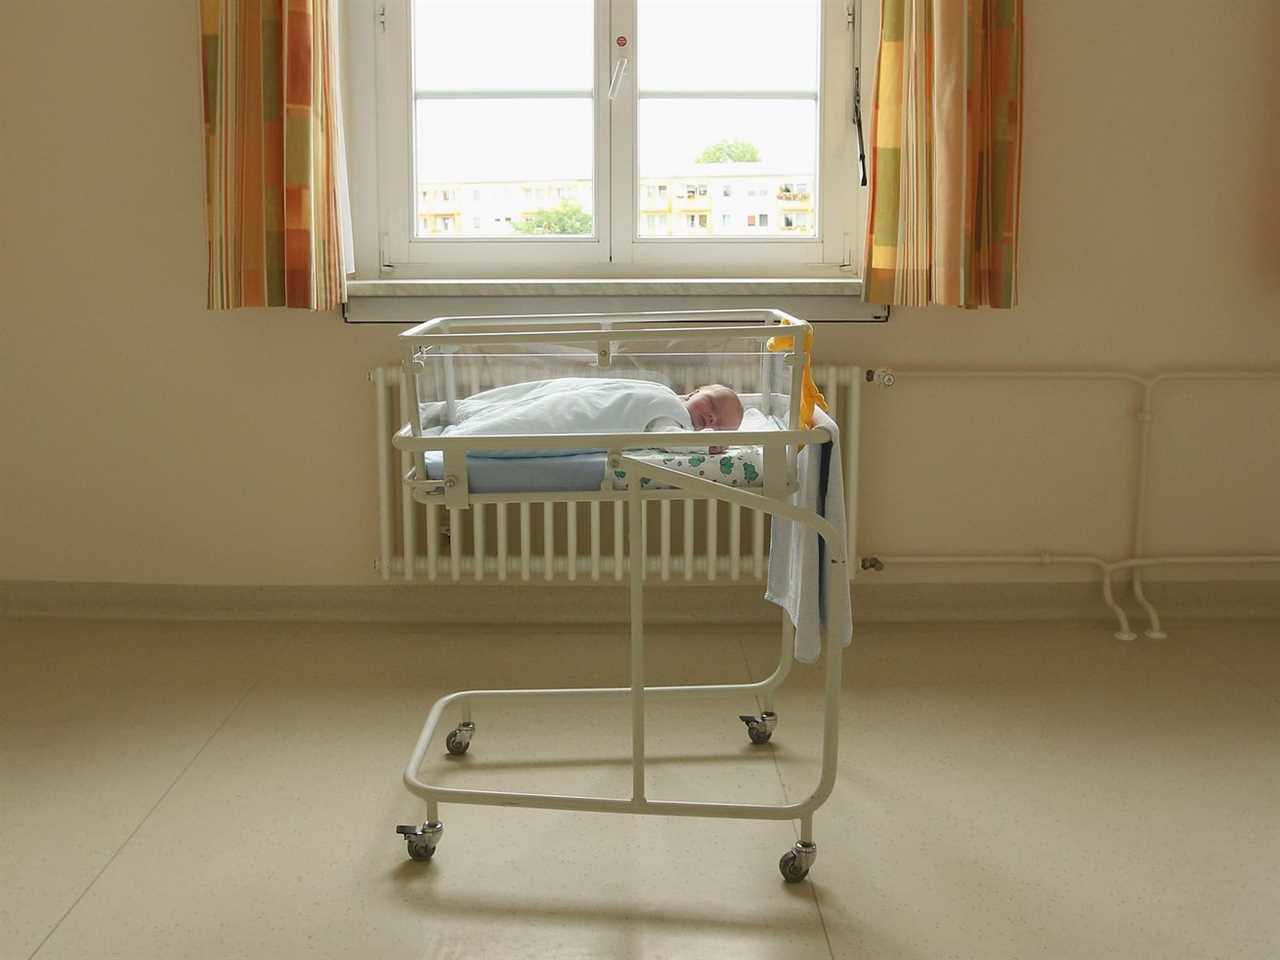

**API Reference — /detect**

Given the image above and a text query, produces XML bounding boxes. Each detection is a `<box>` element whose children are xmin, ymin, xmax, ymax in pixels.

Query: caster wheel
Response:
<box><xmin>779</xmin><ymin>850</ymin><xmax>808</xmax><ymax>882</ymax></box>
<box><xmin>446</xmin><ymin>730</ymin><xmax>470</xmax><ymax>755</ymax></box>
<box><xmin>739</xmin><ymin>712</ymin><xmax>776</xmax><ymax>745</ymax></box>
<box><xmin>406</xmin><ymin>836</ymin><xmax>436</xmax><ymax>861</ymax></box>
<box><xmin>397</xmin><ymin>821</ymin><xmax>443</xmax><ymax>862</ymax></box>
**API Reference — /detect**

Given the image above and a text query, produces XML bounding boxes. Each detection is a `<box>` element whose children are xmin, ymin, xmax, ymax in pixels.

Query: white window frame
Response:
<box><xmin>347</xmin><ymin>0</ymin><xmax>874</xmax><ymax>281</ymax></box>
<box><xmin>371</xmin><ymin>0</ymin><xmax>612</xmax><ymax>272</ymax></box>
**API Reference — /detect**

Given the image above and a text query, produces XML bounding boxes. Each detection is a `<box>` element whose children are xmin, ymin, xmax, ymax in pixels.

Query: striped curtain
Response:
<box><xmin>863</xmin><ymin>0</ymin><xmax>1023</xmax><ymax>308</ymax></box>
<box><xmin>199</xmin><ymin>0</ymin><xmax>350</xmax><ymax>310</ymax></box>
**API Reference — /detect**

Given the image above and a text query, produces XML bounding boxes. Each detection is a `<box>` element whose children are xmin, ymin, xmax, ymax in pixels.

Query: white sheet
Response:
<box><xmin>441</xmin><ymin>377</ymin><xmax>690</xmax><ymax>456</ymax></box>
<box><xmin>765</xmin><ymin>407</ymin><xmax>853</xmax><ymax>663</ymax></box>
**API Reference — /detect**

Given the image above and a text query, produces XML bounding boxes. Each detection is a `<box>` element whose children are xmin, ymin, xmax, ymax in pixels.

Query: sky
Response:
<box><xmin>413</xmin><ymin>0</ymin><xmax>820</xmax><ymax>183</ymax></box>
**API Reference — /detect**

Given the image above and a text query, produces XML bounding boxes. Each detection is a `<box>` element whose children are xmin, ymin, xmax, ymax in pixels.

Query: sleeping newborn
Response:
<box><xmin>439</xmin><ymin>377</ymin><xmax>743</xmax><ymax>454</ymax></box>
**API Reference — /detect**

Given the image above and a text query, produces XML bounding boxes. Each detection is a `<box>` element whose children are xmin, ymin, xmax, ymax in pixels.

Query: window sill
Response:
<box><xmin>344</xmin><ymin>277</ymin><xmax>883</xmax><ymax>323</ymax></box>
<box><xmin>349</xmin><ymin>277</ymin><xmax>863</xmax><ymax>298</ymax></box>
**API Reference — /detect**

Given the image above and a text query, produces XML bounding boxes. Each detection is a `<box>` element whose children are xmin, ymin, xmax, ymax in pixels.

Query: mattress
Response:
<box><xmin>422</xmin><ymin>444</ymin><xmax>767</xmax><ymax>494</ymax></box>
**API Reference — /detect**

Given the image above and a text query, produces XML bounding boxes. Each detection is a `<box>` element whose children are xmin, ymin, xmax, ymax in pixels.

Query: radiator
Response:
<box><xmin>372</xmin><ymin>364</ymin><xmax>863</xmax><ymax>583</ymax></box>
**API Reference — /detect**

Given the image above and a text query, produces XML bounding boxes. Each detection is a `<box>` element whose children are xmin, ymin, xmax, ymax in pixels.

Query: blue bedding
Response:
<box><xmin>422</xmin><ymin>441</ymin><xmax>770</xmax><ymax>494</ymax></box>
<box><xmin>423</xmin><ymin>451</ymin><xmax>611</xmax><ymax>494</ymax></box>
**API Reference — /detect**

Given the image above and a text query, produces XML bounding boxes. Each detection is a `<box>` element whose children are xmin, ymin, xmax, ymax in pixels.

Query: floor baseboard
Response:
<box><xmin>4</xmin><ymin>579</ymin><xmax>1278</xmax><ymax>625</ymax></box>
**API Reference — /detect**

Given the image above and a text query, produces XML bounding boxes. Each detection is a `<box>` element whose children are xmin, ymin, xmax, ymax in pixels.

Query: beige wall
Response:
<box><xmin>2</xmin><ymin>1</ymin><xmax>1277</xmax><ymax>587</ymax></box>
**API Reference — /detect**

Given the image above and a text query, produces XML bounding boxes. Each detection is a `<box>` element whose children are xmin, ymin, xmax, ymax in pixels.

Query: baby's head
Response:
<box><xmin>683</xmin><ymin>384</ymin><xmax>743</xmax><ymax>430</ymax></box>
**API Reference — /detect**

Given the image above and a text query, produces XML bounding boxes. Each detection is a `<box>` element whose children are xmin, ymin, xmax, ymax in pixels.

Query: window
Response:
<box><xmin>359</xmin><ymin>0</ymin><xmax>866</xmax><ymax>278</ymax></box>
<box><xmin>643</xmin><ymin>212</ymin><xmax>669</xmax><ymax>233</ymax></box>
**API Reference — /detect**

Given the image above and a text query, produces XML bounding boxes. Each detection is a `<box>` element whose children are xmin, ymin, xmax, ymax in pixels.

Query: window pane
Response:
<box><xmin>413</xmin><ymin>0</ymin><xmax>593</xmax><ymax>92</ymax></box>
<box><xmin>415</xmin><ymin>100</ymin><xmax>594</xmax><ymax>239</ymax></box>
<box><xmin>636</xmin><ymin>99</ymin><xmax>817</xmax><ymax>238</ymax></box>
<box><xmin>638</xmin><ymin>0</ymin><xmax>820</xmax><ymax>93</ymax></box>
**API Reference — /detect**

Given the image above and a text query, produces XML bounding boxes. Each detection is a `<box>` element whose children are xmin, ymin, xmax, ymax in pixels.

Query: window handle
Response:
<box><xmin>852</xmin><ymin>67</ymin><xmax>868</xmax><ymax>186</ymax></box>
<box><xmin>608</xmin><ymin>57</ymin><xmax>630</xmax><ymax>101</ymax></box>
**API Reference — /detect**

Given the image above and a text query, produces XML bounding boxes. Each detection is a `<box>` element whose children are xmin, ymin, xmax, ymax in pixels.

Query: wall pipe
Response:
<box><xmin>861</xmin><ymin>553</ymin><xmax>1133</xmax><ymax>638</ymax></box>
<box><xmin>865</xmin><ymin>368</ymin><xmax>1280</xmax><ymax>639</ymax></box>
<box><xmin>1129</xmin><ymin>373</ymin><xmax>1280</xmax><ymax>638</ymax></box>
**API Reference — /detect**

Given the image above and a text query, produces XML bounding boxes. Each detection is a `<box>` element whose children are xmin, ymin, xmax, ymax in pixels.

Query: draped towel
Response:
<box><xmin>765</xmin><ymin>407</ymin><xmax>853</xmax><ymax>664</ymax></box>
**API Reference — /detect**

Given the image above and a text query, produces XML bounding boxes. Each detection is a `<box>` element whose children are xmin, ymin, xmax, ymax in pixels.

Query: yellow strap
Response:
<box><xmin>767</xmin><ymin>321</ymin><xmax>828</xmax><ymax>429</ymax></box>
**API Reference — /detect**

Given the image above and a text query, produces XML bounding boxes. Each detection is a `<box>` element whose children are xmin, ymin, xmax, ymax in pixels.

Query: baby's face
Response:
<box><xmin>683</xmin><ymin>384</ymin><xmax>744</xmax><ymax>430</ymax></box>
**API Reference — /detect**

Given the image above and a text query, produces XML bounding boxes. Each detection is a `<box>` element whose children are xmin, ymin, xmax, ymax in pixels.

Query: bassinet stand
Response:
<box><xmin>395</xmin><ymin>451</ymin><xmax>847</xmax><ymax>883</ymax></box>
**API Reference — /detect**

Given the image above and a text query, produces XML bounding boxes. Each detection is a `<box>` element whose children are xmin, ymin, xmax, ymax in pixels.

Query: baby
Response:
<box><xmin>653</xmin><ymin>384</ymin><xmax>744</xmax><ymax>432</ymax></box>
<box><xmin>440</xmin><ymin>377</ymin><xmax>744</xmax><ymax>454</ymax></box>
<box><xmin>648</xmin><ymin>383</ymin><xmax>744</xmax><ymax>454</ymax></box>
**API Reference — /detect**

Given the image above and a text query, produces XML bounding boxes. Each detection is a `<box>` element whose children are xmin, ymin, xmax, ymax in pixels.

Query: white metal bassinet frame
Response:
<box><xmin>390</xmin><ymin>309</ymin><xmax>854</xmax><ymax>883</ymax></box>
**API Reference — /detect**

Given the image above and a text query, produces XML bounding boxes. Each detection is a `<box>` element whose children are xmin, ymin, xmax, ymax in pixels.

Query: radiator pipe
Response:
<box><xmin>866</xmin><ymin>368</ymin><xmax>1280</xmax><ymax>639</ymax></box>
<box><xmin>375</xmin><ymin>367</ymin><xmax>392</xmax><ymax>581</ymax></box>
<box><xmin>1130</xmin><ymin>373</ymin><xmax>1280</xmax><ymax>637</ymax></box>
<box><xmin>864</xmin><ymin>554</ymin><xmax>1132</xmax><ymax>638</ymax></box>
<box><xmin>397</xmin><ymin>371</ymin><xmax>415</xmax><ymax>582</ymax></box>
